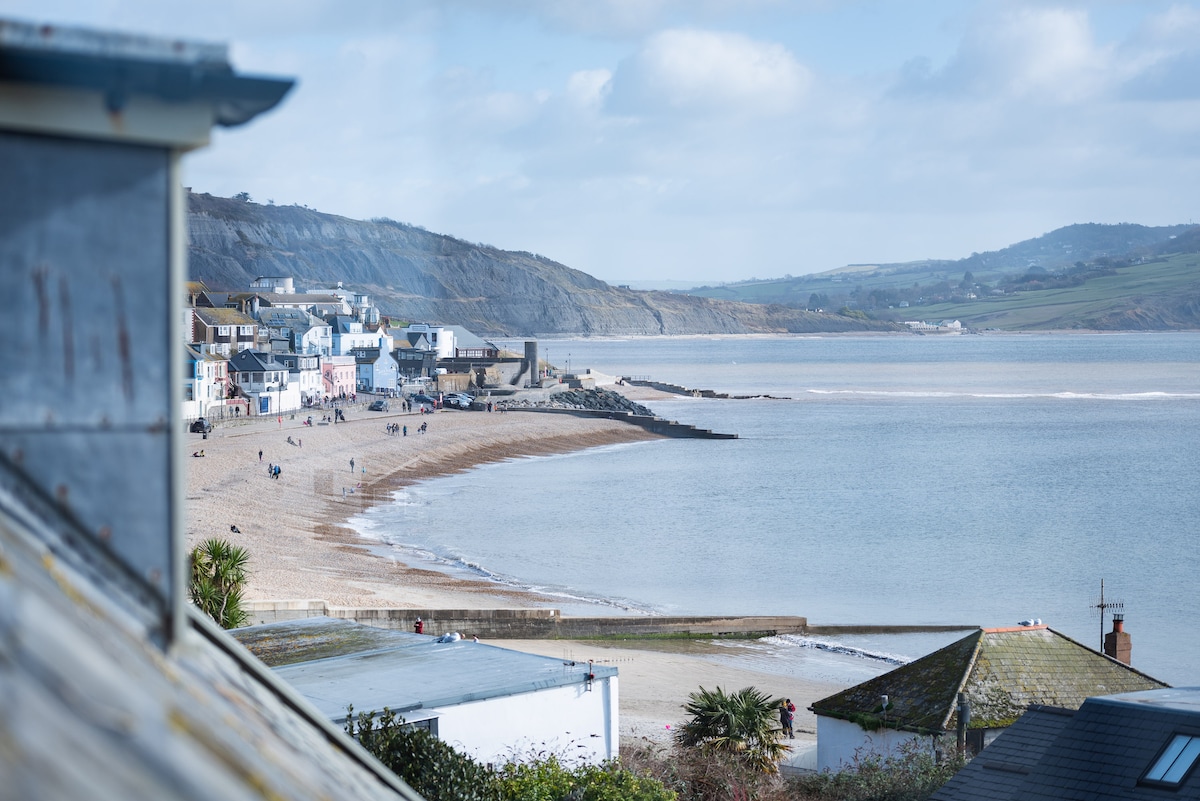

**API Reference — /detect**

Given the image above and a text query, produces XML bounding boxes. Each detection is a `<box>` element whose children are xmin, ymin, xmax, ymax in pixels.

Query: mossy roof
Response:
<box><xmin>810</xmin><ymin>626</ymin><xmax>1168</xmax><ymax>734</ymax></box>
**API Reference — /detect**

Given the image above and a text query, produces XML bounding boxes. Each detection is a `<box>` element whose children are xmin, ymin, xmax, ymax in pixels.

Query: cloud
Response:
<box><xmin>894</xmin><ymin>6</ymin><xmax>1111</xmax><ymax>104</ymax></box>
<box><xmin>1118</xmin><ymin>5</ymin><xmax>1200</xmax><ymax>101</ymax></box>
<box><xmin>606</xmin><ymin>28</ymin><xmax>811</xmax><ymax>117</ymax></box>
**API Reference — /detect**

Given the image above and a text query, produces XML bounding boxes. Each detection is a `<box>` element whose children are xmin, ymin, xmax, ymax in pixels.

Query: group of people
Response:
<box><xmin>779</xmin><ymin>698</ymin><xmax>796</xmax><ymax>739</ymax></box>
<box><xmin>386</xmin><ymin>423</ymin><xmax>407</xmax><ymax>436</ymax></box>
<box><xmin>266</xmin><ymin>462</ymin><xmax>282</xmax><ymax>480</ymax></box>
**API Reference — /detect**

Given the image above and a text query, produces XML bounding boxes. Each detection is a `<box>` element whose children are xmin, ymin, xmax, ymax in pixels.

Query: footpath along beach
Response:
<box><xmin>185</xmin><ymin>388</ymin><xmax>843</xmax><ymax>752</ymax></box>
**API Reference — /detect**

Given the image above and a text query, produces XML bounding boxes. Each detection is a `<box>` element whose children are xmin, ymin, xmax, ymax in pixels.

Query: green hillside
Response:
<box><xmin>680</xmin><ymin>223</ymin><xmax>1200</xmax><ymax>330</ymax></box>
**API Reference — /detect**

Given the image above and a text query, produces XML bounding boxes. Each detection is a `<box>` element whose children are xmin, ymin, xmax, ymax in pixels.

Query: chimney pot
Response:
<box><xmin>1104</xmin><ymin>614</ymin><xmax>1132</xmax><ymax>664</ymax></box>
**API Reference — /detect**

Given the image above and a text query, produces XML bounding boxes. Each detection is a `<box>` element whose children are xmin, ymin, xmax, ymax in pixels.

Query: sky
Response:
<box><xmin>7</xmin><ymin>1</ymin><xmax>1200</xmax><ymax>285</ymax></box>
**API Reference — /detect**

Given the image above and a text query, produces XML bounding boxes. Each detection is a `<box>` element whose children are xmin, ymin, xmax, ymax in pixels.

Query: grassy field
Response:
<box><xmin>690</xmin><ymin>252</ymin><xmax>1200</xmax><ymax>330</ymax></box>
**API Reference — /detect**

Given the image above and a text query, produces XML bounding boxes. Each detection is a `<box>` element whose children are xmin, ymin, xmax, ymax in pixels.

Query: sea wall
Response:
<box><xmin>244</xmin><ymin>601</ymin><xmax>971</xmax><ymax>639</ymax></box>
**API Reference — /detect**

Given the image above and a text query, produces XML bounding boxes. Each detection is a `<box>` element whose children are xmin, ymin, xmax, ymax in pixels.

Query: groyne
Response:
<box><xmin>622</xmin><ymin>377</ymin><xmax>788</xmax><ymax>401</ymax></box>
<box><xmin>245</xmin><ymin>601</ymin><xmax>972</xmax><ymax>640</ymax></box>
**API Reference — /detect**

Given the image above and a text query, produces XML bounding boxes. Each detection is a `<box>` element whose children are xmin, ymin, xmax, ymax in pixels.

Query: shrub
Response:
<box><xmin>346</xmin><ymin>706</ymin><xmax>500</xmax><ymax>801</ymax></box>
<box><xmin>788</xmin><ymin>741</ymin><xmax>968</xmax><ymax>801</ymax></box>
<box><xmin>347</xmin><ymin>707</ymin><xmax>675</xmax><ymax>801</ymax></box>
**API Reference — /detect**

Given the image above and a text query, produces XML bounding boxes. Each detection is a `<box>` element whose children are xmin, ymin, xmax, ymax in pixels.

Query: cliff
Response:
<box><xmin>187</xmin><ymin>193</ymin><xmax>899</xmax><ymax>337</ymax></box>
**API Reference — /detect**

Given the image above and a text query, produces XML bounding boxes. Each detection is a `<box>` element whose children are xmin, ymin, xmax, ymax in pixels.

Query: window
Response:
<box><xmin>1144</xmin><ymin>734</ymin><xmax>1200</xmax><ymax>786</ymax></box>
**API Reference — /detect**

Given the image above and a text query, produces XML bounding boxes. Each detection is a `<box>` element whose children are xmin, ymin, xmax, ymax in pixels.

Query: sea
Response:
<box><xmin>349</xmin><ymin>332</ymin><xmax>1200</xmax><ymax>688</ymax></box>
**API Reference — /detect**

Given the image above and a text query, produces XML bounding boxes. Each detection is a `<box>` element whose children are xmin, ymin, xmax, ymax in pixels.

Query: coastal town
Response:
<box><xmin>184</xmin><ymin>274</ymin><xmax>519</xmax><ymax>424</ymax></box>
<box><xmin>6</xmin><ymin>15</ymin><xmax>1200</xmax><ymax>801</ymax></box>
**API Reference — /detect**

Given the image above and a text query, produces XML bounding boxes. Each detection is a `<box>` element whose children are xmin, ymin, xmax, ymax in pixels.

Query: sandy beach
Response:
<box><xmin>186</xmin><ymin>390</ymin><xmax>836</xmax><ymax>753</ymax></box>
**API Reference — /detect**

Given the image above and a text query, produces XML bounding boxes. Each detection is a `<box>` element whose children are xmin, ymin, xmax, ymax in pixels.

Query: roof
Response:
<box><xmin>810</xmin><ymin>626</ymin><xmax>1168</xmax><ymax>734</ymax></box>
<box><xmin>228</xmin><ymin>349</ymin><xmax>290</xmax><ymax>372</ymax></box>
<box><xmin>935</xmin><ymin>689</ymin><xmax>1200</xmax><ymax>800</ymax></box>
<box><xmin>444</xmin><ymin>325</ymin><xmax>493</xmax><ymax>350</ymax></box>
<box><xmin>931</xmin><ymin>706</ymin><xmax>1076</xmax><ymax>801</ymax></box>
<box><xmin>0</xmin><ymin>459</ymin><xmax>417</xmax><ymax>800</ymax></box>
<box><xmin>233</xmin><ymin>617</ymin><xmax>616</xmax><ymax>726</ymax></box>
<box><xmin>193</xmin><ymin>306</ymin><xmax>257</xmax><ymax>326</ymax></box>
<box><xmin>0</xmin><ymin>18</ymin><xmax>292</xmax><ymax>128</ymax></box>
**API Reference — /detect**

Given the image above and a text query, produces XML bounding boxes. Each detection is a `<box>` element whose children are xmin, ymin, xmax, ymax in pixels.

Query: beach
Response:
<box><xmin>185</xmin><ymin>390</ymin><xmax>838</xmax><ymax>753</ymax></box>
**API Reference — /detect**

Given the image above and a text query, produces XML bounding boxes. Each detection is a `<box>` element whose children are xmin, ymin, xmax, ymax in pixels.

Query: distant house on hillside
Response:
<box><xmin>810</xmin><ymin>623</ymin><xmax>1168</xmax><ymax>772</ymax></box>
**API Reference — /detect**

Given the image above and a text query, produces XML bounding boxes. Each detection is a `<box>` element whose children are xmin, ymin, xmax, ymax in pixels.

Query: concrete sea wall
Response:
<box><xmin>244</xmin><ymin>601</ymin><xmax>971</xmax><ymax>639</ymax></box>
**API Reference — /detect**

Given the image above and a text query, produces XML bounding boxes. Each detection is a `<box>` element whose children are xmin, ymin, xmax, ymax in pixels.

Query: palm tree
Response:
<box><xmin>189</xmin><ymin>538</ymin><xmax>250</xmax><ymax>628</ymax></box>
<box><xmin>675</xmin><ymin>685</ymin><xmax>790</xmax><ymax>773</ymax></box>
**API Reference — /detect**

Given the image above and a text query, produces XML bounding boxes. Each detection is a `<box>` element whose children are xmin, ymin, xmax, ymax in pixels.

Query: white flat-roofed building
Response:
<box><xmin>234</xmin><ymin>617</ymin><xmax>619</xmax><ymax>767</ymax></box>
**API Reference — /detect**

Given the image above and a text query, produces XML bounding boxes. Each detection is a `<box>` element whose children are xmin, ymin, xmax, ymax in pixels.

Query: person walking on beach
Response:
<box><xmin>350</xmin><ymin>458</ymin><xmax>355</xmax><ymax>472</ymax></box>
<box><xmin>780</xmin><ymin>699</ymin><xmax>795</xmax><ymax>739</ymax></box>
<box><xmin>258</xmin><ymin>449</ymin><xmax>263</xmax><ymax>462</ymax></box>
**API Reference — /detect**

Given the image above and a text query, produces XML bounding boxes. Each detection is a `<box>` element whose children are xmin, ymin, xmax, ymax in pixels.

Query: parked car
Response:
<box><xmin>368</xmin><ymin>400</ymin><xmax>389</xmax><ymax>412</ymax></box>
<box><xmin>189</xmin><ymin>417</ymin><xmax>212</xmax><ymax>434</ymax></box>
<box><xmin>444</xmin><ymin>393</ymin><xmax>475</xmax><ymax>409</ymax></box>
<box><xmin>409</xmin><ymin>394</ymin><xmax>437</xmax><ymax>410</ymax></box>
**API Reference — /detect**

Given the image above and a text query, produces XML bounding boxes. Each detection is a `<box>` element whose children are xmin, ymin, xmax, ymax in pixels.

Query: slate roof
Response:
<box><xmin>1020</xmin><ymin>688</ymin><xmax>1200</xmax><ymax>800</ymax></box>
<box><xmin>931</xmin><ymin>705</ymin><xmax>1076</xmax><ymax>801</ymax></box>
<box><xmin>810</xmin><ymin>626</ymin><xmax>1168</xmax><ymax>735</ymax></box>
<box><xmin>0</xmin><ymin>458</ymin><xmax>418</xmax><ymax>800</ymax></box>
<box><xmin>228</xmin><ymin>349</ymin><xmax>290</xmax><ymax>372</ymax></box>
<box><xmin>444</xmin><ymin>325</ymin><xmax>494</xmax><ymax>350</ymax></box>
<box><xmin>933</xmin><ymin>689</ymin><xmax>1200</xmax><ymax>800</ymax></box>
<box><xmin>233</xmin><ymin>617</ymin><xmax>616</xmax><ymax>727</ymax></box>
<box><xmin>259</xmin><ymin>308</ymin><xmax>329</xmax><ymax>333</ymax></box>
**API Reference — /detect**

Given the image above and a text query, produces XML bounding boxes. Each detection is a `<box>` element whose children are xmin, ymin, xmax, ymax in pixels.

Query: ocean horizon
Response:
<box><xmin>349</xmin><ymin>332</ymin><xmax>1200</xmax><ymax>687</ymax></box>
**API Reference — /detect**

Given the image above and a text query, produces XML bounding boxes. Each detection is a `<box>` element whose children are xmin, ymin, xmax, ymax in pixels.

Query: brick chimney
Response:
<box><xmin>1104</xmin><ymin>613</ymin><xmax>1132</xmax><ymax>665</ymax></box>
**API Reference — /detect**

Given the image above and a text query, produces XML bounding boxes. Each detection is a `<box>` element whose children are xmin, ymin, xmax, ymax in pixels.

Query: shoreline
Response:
<box><xmin>184</xmin><ymin>390</ymin><xmax>844</xmax><ymax>754</ymax></box>
<box><xmin>185</xmin><ymin>401</ymin><xmax>663</xmax><ymax>609</ymax></box>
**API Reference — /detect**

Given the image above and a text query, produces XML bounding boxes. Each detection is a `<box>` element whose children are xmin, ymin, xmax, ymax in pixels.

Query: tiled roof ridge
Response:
<box><xmin>940</xmin><ymin>634</ymin><xmax>986</xmax><ymax>732</ymax></box>
<box><xmin>982</xmin><ymin>624</ymin><xmax>1049</xmax><ymax>633</ymax></box>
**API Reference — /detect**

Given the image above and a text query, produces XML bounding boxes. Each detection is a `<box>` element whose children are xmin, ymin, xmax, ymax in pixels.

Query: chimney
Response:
<box><xmin>1104</xmin><ymin>613</ymin><xmax>1132</xmax><ymax>665</ymax></box>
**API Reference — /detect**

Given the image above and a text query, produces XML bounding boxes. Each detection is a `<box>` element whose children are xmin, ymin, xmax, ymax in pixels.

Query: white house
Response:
<box><xmin>400</xmin><ymin>323</ymin><xmax>455</xmax><ymax>359</ymax></box>
<box><xmin>228</xmin><ymin>350</ymin><xmax>303</xmax><ymax>415</ymax></box>
<box><xmin>233</xmin><ymin>617</ymin><xmax>619</xmax><ymax>767</ymax></box>
<box><xmin>183</xmin><ymin>344</ymin><xmax>230</xmax><ymax>419</ymax></box>
<box><xmin>331</xmin><ymin>316</ymin><xmax>392</xmax><ymax>355</ymax></box>
<box><xmin>275</xmin><ymin>352</ymin><xmax>324</xmax><ymax>406</ymax></box>
<box><xmin>259</xmin><ymin>308</ymin><xmax>333</xmax><ymax>355</ymax></box>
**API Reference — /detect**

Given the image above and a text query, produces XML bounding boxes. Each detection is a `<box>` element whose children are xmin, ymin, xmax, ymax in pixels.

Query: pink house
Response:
<box><xmin>322</xmin><ymin>355</ymin><xmax>356</xmax><ymax>399</ymax></box>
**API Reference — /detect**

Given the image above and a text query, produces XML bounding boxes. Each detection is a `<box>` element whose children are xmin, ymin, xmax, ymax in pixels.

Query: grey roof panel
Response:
<box><xmin>235</xmin><ymin>617</ymin><xmax>614</xmax><ymax>724</ymax></box>
<box><xmin>932</xmin><ymin>706</ymin><xmax>1076</xmax><ymax>801</ymax></box>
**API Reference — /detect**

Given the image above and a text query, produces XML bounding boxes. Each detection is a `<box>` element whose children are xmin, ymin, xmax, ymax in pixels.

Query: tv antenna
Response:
<box><xmin>1092</xmin><ymin>578</ymin><xmax>1124</xmax><ymax>652</ymax></box>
